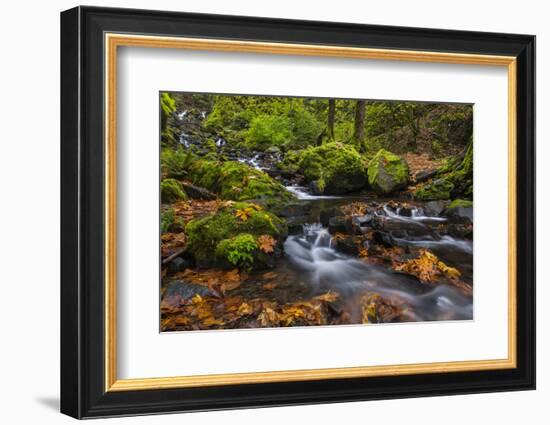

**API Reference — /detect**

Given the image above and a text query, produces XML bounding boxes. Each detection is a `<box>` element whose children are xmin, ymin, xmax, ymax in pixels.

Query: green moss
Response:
<box><xmin>367</xmin><ymin>149</ymin><xmax>409</xmax><ymax>194</ymax></box>
<box><xmin>448</xmin><ymin>199</ymin><xmax>473</xmax><ymax>209</ymax></box>
<box><xmin>168</xmin><ymin>155</ymin><xmax>294</xmax><ymax>208</ymax></box>
<box><xmin>160</xmin><ymin>92</ymin><xmax>177</xmax><ymax>145</ymax></box>
<box><xmin>161</xmin><ymin>178</ymin><xmax>187</xmax><ymax>204</ymax></box>
<box><xmin>185</xmin><ymin>202</ymin><xmax>287</xmax><ymax>266</ymax></box>
<box><xmin>277</xmin><ymin>150</ymin><xmax>302</xmax><ymax>174</ymax></box>
<box><xmin>414</xmin><ymin>178</ymin><xmax>454</xmax><ymax>201</ymax></box>
<box><xmin>215</xmin><ymin>233</ymin><xmax>258</xmax><ymax>268</ymax></box>
<box><xmin>220</xmin><ymin>162</ymin><xmax>294</xmax><ymax>206</ymax></box>
<box><xmin>279</xmin><ymin>142</ymin><xmax>368</xmax><ymax>194</ymax></box>
<box><xmin>188</xmin><ymin>159</ymin><xmax>223</xmax><ymax>191</ymax></box>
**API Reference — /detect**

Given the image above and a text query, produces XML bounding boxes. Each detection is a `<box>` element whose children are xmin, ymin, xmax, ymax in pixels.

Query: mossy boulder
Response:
<box><xmin>367</xmin><ymin>149</ymin><xmax>410</xmax><ymax>194</ymax></box>
<box><xmin>414</xmin><ymin>178</ymin><xmax>454</xmax><ymax>201</ymax></box>
<box><xmin>185</xmin><ymin>202</ymin><xmax>287</xmax><ymax>269</ymax></box>
<box><xmin>161</xmin><ymin>178</ymin><xmax>187</xmax><ymax>204</ymax></box>
<box><xmin>279</xmin><ymin>142</ymin><xmax>368</xmax><ymax>195</ymax></box>
<box><xmin>188</xmin><ymin>159</ymin><xmax>294</xmax><ymax>208</ymax></box>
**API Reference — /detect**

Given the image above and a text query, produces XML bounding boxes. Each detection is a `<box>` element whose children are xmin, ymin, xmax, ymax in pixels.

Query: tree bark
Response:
<box><xmin>327</xmin><ymin>98</ymin><xmax>336</xmax><ymax>141</ymax></box>
<box><xmin>353</xmin><ymin>100</ymin><xmax>366</xmax><ymax>150</ymax></box>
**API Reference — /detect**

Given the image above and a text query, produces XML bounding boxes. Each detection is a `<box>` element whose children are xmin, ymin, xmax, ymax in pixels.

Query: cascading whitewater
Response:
<box><xmin>281</xmin><ymin>209</ymin><xmax>473</xmax><ymax>322</ymax></box>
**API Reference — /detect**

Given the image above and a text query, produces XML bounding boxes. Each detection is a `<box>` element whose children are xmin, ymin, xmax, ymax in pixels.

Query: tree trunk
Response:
<box><xmin>353</xmin><ymin>100</ymin><xmax>366</xmax><ymax>151</ymax></box>
<box><xmin>327</xmin><ymin>98</ymin><xmax>336</xmax><ymax>141</ymax></box>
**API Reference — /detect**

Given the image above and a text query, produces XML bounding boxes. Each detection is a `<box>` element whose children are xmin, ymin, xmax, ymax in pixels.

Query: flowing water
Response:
<box><xmin>236</xmin><ymin>187</ymin><xmax>473</xmax><ymax>323</ymax></box>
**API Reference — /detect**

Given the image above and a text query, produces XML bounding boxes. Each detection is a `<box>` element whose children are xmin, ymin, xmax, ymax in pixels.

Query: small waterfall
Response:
<box><xmin>237</xmin><ymin>154</ymin><xmax>265</xmax><ymax>171</ymax></box>
<box><xmin>285</xmin><ymin>185</ymin><xmax>340</xmax><ymax>200</ymax></box>
<box><xmin>382</xmin><ymin>205</ymin><xmax>447</xmax><ymax>223</ymax></box>
<box><xmin>179</xmin><ymin>132</ymin><xmax>192</xmax><ymax>148</ymax></box>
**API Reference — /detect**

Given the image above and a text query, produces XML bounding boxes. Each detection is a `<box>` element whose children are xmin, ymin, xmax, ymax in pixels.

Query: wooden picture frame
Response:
<box><xmin>61</xmin><ymin>5</ymin><xmax>535</xmax><ymax>419</ymax></box>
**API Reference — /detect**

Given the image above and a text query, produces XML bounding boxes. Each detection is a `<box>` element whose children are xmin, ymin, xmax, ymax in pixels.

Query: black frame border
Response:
<box><xmin>60</xmin><ymin>6</ymin><xmax>535</xmax><ymax>419</ymax></box>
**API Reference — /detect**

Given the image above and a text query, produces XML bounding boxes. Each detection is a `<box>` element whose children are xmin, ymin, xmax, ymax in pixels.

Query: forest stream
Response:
<box><xmin>219</xmin><ymin>159</ymin><xmax>473</xmax><ymax>324</ymax></box>
<box><xmin>159</xmin><ymin>93</ymin><xmax>474</xmax><ymax>331</ymax></box>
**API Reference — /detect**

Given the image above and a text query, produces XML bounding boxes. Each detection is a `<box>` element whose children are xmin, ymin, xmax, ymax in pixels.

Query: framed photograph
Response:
<box><xmin>60</xmin><ymin>6</ymin><xmax>535</xmax><ymax>419</ymax></box>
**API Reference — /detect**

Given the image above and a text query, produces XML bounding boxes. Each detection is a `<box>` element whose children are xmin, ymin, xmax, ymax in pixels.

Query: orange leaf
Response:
<box><xmin>257</xmin><ymin>235</ymin><xmax>276</xmax><ymax>254</ymax></box>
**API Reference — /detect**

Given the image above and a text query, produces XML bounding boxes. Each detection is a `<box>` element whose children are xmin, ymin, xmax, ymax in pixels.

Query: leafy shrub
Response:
<box><xmin>161</xmin><ymin>147</ymin><xmax>196</xmax><ymax>179</ymax></box>
<box><xmin>244</xmin><ymin>114</ymin><xmax>292</xmax><ymax>150</ymax></box>
<box><xmin>215</xmin><ymin>233</ymin><xmax>258</xmax><ymax>268</ymax></box>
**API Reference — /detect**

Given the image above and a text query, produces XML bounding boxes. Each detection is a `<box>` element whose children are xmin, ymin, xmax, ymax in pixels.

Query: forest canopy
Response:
<box><xmin>163</xmin><ymin>92</ymin><xmax>472</xmax><ymax>157</ymax></box>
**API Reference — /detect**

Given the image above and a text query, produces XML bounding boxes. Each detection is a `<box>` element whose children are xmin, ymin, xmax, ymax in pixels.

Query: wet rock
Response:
<box><xmin>265</xmin><ymin>146</ymin><xmax>281</xmax><ymax>155</ymax></box>
<box><xmin>414</xmin><ymin>169</ymin><xmax>437</xmax><ymax>183</ymax></box>
<box><xmin>286</xmin><ymin>216</ymin><xmax>312</xmax><ymax>235</ymax></box>
<box><xmin>272</xmin><ymin>202</ymin><xmax>312</xmax><ymax>218</ymax></box>
<box><xmin>442</xmin><ymin>223</ymin><xmax>473</xmax><ymax>239</ymax></box>
<box><xmin>320</xmin><ymin>207</ymin><xmax>345</xmax><ymax>227</ymax></box>
<box><xmin>168</xmin><ymin>257</ymin><xmax>192</xmax><ymax>274</ymax></box>
<box><xmin>180</xmin><ymin>181</ymin><xmax>216</xmax><ymax>200</ymax></box>
<box><xmin>334</xmin><ymin>236</ymin><xmax>359</xmax><ymax>256</ymax></box>
<box><xmin>353</xmin><ymin>213</ymin><xmax>374</xmax><ymax>227</ymax></box>
<box><xmin>423</xmin><ymin>200</ymin><xmax>451</xmax><ymax>216</ymax></box>
<box><xmin>309</xmin><ymin>180</ymin><xmax>324</xmax><ymax>195</ymax></box>
<box><xmin>163</xmin><ymin>280</ymin><xmax>214</xmax><ymax>300</ymax></box>
<box><xmin>444</xmin><ymin>206</ymin><xmax>473</xmax><ymax>224</ymax></box>
<box><xmin>371</xmin><ymin>216</ymin><xmax>431</xmax><ymax>238</ymax></box>
<box><xmin>398</xmin><ymin>206</ymin><xmax>413</xmax><ymax>217</ymax></box>
<box><xmin>372</xmin><ymin>231</ymin><xmax>396</xmax><ymax>247</ymax></box>
<box><xmin>328</xmin><ymin>216</ymin><xmax>351</xmax><ymax>234</ymax></box>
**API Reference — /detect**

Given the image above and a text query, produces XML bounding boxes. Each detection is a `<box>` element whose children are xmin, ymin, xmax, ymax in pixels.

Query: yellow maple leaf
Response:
<box><xmin>234</xmin><ymin>208</ymin><xmax>251</xmax><ymax>221</ymax></box>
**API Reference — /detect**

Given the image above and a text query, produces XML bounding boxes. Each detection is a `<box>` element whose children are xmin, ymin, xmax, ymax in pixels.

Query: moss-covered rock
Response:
<box><xmin>414</xmin><ymin>178</ymin><xmax>454</xmax><ymax>201</ymax></box>
<box><xmin>444</xmin><ymin>199</ymin><xmax>473</xmax><ymax>223</ymax></box>
<box><xmin>188</xmin><ymin>159</ymin><xmax>295</xmax><ymax>208</ymax></box>
<box><xmin>161</xmin><ymin>178</ymin><xmax>187</xmax><ymax>204</ymax></box>
<box><xmin>279</xmin><ymin>142</ymin><xmax>368</xmax><ymax>194</ymax></box>
<box><xmin>367</xmin><ymin>149</ymin><xmax>409</xmax><ymax>194</ymax></box>
<box><xmin>185</xmin><ymin>202</ymin><xmax>287</xmax><ymax>268</ymax></box>
<box><xmin>448</xmin><ymin>199</ymin><xmax>473</xmax><ymax>209</ymax></box>
<box><xmin>277</xmin><ymin>150</ymin><xmax>302</xmax><ymax>174</ymax></box>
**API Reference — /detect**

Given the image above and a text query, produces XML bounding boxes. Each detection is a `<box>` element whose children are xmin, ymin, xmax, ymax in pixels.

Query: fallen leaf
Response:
<box><xmin>257</xmin><ymin>235</ymin><xmax>276</xmax><ymax>254</ymax></box>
